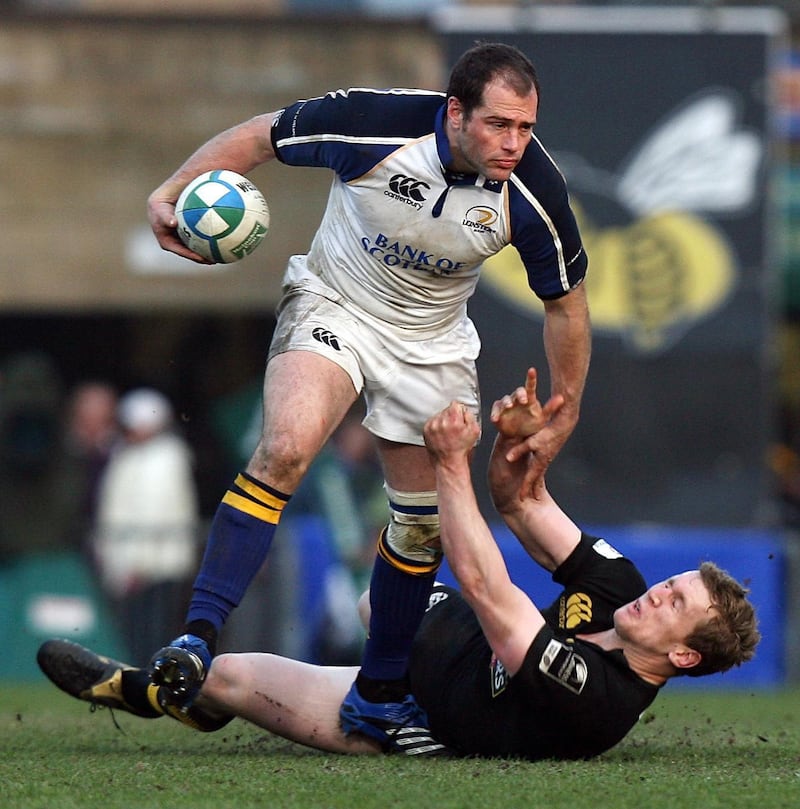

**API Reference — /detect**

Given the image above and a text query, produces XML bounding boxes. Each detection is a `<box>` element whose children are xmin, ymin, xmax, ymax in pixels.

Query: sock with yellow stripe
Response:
<box><xmin>118</xmin><ymin>670</ymin><xmax>232</xmax><ymax>731</ymax></box>
<box><xmin>359</xmin><ymin>529</ymin><xmax>439</xmax><ymax>684</ymax></box>
<box><xmin>115</xmin><ymin>668</ymin><xmax>162</xmax><ymax>718</ymax></box>
<box><xmin>187</xmin><ymin>472</ymin><xmax>290</xmax><ymax>632</ymax></box>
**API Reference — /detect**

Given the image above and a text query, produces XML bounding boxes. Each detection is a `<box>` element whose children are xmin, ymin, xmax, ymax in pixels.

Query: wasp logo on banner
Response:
<box><xmin>482</xmin><ymin>91</ymin><xmax>762</xmax><ymax>354</ymax></box>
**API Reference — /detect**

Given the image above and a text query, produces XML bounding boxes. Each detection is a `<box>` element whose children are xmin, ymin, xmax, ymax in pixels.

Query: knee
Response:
<box><xmin>202</xmin><ymin>653</ymin><xmax>240</xmax><ymax>702</ymax></box>
<box><xmin>248</xmin><ymin>433</ymin><xmax>311</xmax><ymax>489</ymax></box>
<box><xmin>383</xmin><ymin>487</ymin><xmax>442</xmax><ymax>571</ymax></box>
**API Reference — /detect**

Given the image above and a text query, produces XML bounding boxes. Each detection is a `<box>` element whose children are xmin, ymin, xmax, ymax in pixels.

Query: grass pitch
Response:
<box><xmin>4</xmin><ymin>682</ymin><xmax>800</xmax><ymax>809</ymax></box>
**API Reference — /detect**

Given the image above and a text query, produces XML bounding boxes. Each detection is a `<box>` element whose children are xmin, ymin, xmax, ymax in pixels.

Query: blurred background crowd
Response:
<box><xmin>2</xmin><ymin>0</ymin><xmax>800</xmax><ymax>682</ymax></box>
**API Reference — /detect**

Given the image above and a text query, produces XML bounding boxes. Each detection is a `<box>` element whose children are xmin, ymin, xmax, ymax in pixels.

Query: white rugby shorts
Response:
<box><xmin>268</xmin><ymin>282</ymin><xmax>482</xmax><ymax>446</ymax></box>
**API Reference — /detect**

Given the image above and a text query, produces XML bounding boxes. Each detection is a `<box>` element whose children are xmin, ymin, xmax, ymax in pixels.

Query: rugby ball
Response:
<box><xmin>175</xmin><ymin>169</ymin><xmax>270</xmax><ymax>264</ymax></box>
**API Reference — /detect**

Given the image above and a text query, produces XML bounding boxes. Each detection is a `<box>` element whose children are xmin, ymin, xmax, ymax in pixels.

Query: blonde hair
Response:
<box><xmin>681</xmin><ymin>562</ymin><xmax>760</xmax><ymax>677</ymax></box>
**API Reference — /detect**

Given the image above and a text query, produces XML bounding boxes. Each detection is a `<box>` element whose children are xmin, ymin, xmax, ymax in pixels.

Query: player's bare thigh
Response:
<box><xmin>247</xmin><ymin>350</ymin><xmax>359</xmax><ymax>490</ymax></box>
<box><xmin>376</xmin><ymin>439</ymin><xmax>436</xmax><ymax>492</ymax></box>
<box><xmin>201</xmin><ymin>653</ymin><xmax>380</xmax><ymax>755</ymax></box>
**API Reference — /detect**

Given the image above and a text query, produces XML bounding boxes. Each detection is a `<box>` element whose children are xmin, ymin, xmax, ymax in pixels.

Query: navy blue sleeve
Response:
<box><xmin>271</xmin><ymin>89</ymin><xmax>445</xmax><ymax>181</ymax></box>
<box><xmin>509</xmin><ymin>139</ymin><xmax>588</xmax><ymax>299</ymax></box>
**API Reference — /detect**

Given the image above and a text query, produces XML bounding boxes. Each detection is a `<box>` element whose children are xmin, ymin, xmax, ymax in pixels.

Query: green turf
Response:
<box><xmin>3</xmin><ymin>682</ymin><xmax>800</xmax><ymax>809</ymax></box>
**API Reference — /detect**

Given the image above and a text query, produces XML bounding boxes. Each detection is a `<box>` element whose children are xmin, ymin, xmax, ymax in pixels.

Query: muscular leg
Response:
<box><xmin>200</xmin><ymin>654</ymin><xmax>379</xmax><ymax>755</ymax></box>
<box><xmin>247</xmin><ymin>351</ymin><xmax>360</xmax><ymax>490</ymax></box>
<box><xmin>354</xmin><ymin>441</ymin><xmax>440</xmax><ymax>694</ymax></box>
<box><xmin>189</xmin><ymin>350</ymin><xmax>358</xmax><ymax>631</ymax></box>
<box><xmin>377</xmin><ymin>440</ymin><xmax>436</xmax><ymax>492</ymax></box>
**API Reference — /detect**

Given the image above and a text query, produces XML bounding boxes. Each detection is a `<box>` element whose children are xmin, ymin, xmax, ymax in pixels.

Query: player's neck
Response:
<box><xmin>580</xmin><ymin>629</ymin><xmax>668</xmax><ymax>687</ymax></box>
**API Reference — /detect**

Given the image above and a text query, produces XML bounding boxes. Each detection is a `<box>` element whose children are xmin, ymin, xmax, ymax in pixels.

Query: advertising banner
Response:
<box><xmin>437</xmin><ymin>5</ymin><xmax>787</xmax><ymax>525</ymax></box>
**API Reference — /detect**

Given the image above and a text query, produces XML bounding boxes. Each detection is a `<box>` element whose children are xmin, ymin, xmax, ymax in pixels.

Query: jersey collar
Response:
<box><xmin>433</xmin><ymin>105</ymin><xmax>503</xmax><ymax>217</ymax></box>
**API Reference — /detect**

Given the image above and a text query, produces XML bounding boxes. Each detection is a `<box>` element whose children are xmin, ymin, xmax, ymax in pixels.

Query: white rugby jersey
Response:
<box><xmin>271</xmin><ymin>88</ymin><xmax>587</xmax><ymax>334</ymax></box>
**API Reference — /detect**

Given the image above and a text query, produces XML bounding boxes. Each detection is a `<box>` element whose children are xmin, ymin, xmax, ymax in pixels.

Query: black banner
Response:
<box><xmin>438</xmin><ymin>6</ymin><xmax>787</xmax><ymax>525</ymax></box>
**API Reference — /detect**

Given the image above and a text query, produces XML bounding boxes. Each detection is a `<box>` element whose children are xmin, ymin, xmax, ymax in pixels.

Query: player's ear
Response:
<box><xmin>447</xmin><ymin>96</ymin><xmax>464</xmax><ymax>126</ymax></box>
<box><xmin>668</xmin><ymin>645</ymin><xmax>701</xmax><ymax>671</ymax></box>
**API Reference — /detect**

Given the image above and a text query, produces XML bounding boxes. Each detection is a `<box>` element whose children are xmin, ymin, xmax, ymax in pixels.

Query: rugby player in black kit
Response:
<box><xmin>38</xmin><ymin>369</ymin><xmax>759</xmax><ymax>759</ymax></box>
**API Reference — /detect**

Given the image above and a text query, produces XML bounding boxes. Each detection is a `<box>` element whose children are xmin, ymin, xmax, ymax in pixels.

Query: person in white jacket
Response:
<box><xmin>92</xmin><ymin>388</ymin><xmax>199</xmax><ymax>665</ymax></box>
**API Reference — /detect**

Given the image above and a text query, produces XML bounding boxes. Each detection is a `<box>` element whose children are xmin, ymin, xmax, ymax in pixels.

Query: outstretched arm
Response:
<box><xmin>147</xmin><ymin>113</ymin><xmax>278</xmax><ymax>263</ymax></box>
<box><xmin>502</xmin><ymin>284</ymin><xmax>590</xmax><ymax>482</ymax></box>
<box><xmin>490</xmin><ymin>445</ymin><xmax>581</xmax><ymax>573</ymax></box>
<box><xmin>488</xmin><ymin>369</ymin><xmax>581</xmax><ymax>572</ymax></box>
<box><xmin>424</xmin><ymin>403</ymin><xmax>544</xmax><ymax>676</ymax></box>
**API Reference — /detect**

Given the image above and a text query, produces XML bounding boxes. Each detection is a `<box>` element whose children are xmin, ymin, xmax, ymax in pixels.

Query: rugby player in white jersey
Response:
<box><xmin>143</xmin><ymin>42</ymin><xmax>591</xmax><ymax>755</ymax></box>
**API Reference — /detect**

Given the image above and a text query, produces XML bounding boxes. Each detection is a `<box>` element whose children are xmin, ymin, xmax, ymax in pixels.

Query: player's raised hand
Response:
<box><xmin>424</xmin><ymin>401</ymin><xmax>481</xmax><ymax>466</ymax></box>
<box><xmin>490</xmin><ymin>368</ymin><xmax>564</xmax><ymax>439</ymax></box>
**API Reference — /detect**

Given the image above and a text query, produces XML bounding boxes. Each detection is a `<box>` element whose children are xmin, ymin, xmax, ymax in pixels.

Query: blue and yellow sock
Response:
<box><xmin>186</xmin><ymin>472</ymin><xmax>290</xmax><ymax>633</ymax></box>
<box><xmin>359</xmin><ymin>528</ymin><xmax>439</xmax><ymax>693</ymax></box>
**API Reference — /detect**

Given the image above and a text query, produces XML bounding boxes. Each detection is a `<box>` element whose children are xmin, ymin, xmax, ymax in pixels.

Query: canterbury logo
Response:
<box><xmin>388</xmin><ymin>174</ymin><xmax>430</xmax><ymax>202</ymax></box>
<box><xmin>311</xmin><ymin>327</ymin><xmax>341</xmax><ymax>351</ymax></box>
<box><xmin>564</xmin><ymin>593</ymin><xmax>593</xmax><ymax>629</ymax></box>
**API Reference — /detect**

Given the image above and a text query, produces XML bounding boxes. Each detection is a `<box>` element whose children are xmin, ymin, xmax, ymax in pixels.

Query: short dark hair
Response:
<box><xmin>446</xmin><ymin>42</ymin><xmax>540</xmax><ymax>118</ymax></box>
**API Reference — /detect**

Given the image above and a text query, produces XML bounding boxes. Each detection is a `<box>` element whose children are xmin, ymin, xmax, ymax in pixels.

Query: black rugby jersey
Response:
<box><xmin>409</xmin><ymin>533</ymin><xmax>658</xmax><ymax>760</ymax></box>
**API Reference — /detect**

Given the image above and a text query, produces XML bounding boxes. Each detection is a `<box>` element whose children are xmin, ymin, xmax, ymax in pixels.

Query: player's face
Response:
<box><xmin>614</xmin><ymin>570</ymin><xmax>714</xmax><ymax>655</ymax></box>
<box><xmin>446</xmin><ymin>79</ymin><xmax>538</xmax><ymax>182</ymax></box>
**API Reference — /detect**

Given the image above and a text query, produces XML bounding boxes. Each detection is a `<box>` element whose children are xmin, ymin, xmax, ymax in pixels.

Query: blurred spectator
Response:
<box><xmin>64</xmin><ymin>381</ymin><xmax>119</xmax><ymax>555</ymax></box>
<box><xmin>0</xmin><ymin>351</ymin><xmax>86</xmax><ymax>560</ymax></box>
<box><xmin>91</xmin><ymin>387</ymin><xmax>199</xmax><ymax>665</ymax></box>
